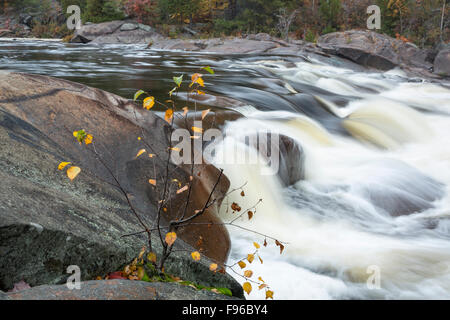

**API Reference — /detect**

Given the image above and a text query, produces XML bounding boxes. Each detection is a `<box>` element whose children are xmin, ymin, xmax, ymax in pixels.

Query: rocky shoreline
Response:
<box><xmin>1</xmin><ymin>14</ymin><xmax>449</xmax><ymax>79</ymax></box>
<box><xmin>0</xmin><ymin>71</ymin><xmax>242</xmax><ymax>300</ymax></box>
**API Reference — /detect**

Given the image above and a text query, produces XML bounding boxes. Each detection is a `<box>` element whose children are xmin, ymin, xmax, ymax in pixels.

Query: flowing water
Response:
<box><xmin>2</xmin><ymin>40</ymin><xmax>450</xmax><ymax>299</ymax></box>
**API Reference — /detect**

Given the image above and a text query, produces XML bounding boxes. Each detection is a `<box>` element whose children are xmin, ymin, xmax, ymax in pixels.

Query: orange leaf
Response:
<box><xmin>238</xmin><ymin>261</ymin><xmax>246</xmax><ymax>269</ymax></box>
<box><xmin>247</xmin><ymin>254</ymin><xmax>254</xmax><ymax>263</ymax></box>
<box><xmin>148</xmin><ymin>179</ymin><xmax>156</xmax><ymax>186</ymax></box>
<box><xmin>266</xmin><ymin>290</ymin><xmax>274</xmax><ymax>299</ymax></box>
<box><xmin>165</xmin><ymin>232</ymin><xmax>177</xmax><ymax>246</ymax></box>
<box><xmin>84</xmin><ymin>134</ymin><xmax>93</xmax><ymax>145</ymax></box>
<box><xmin>67</xmin><ymin>166</ymin><xmax>81</xmax><ymax>181</ymax></box>
<box><xmin>165</xmin><ymin>108</ymin><xmax>173</xmax><ymax>123</ymax></box>
<box><xmin>259</xmin><ymin>284</ymin><xmax>267</xmax><ymax>290</ymax></box>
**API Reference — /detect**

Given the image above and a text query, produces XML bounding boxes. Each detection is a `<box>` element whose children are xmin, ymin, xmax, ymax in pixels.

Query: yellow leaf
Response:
<box><xmin>258</xmin><ymin>276</ymin><xmax>265</xmax><ymax>283</ymax></box>
<box><xmin>67</xmin><ymin>166</ymin><xmax>81</xmax><ymax>181</ymax></box>
<box><xmin>84</xmin><ymin>134</ymin><xmax>93</xmax><ymax>145</ymax></box>
<box><xmin>190</xmin><ymin>135</ymin><xmax>201</xmax><ymax>139</ymax></box>
<box><xmin>147</xmin><ymin>252</ymin><xmax>157</xmax><ymax>264</ymax></box>
<box><xmin>143</xmin><ymin>96</ymin><xmax>155</xmax><ymax>110</ymax></box>
<box><xmin>169</xmin><ymin>87</ymin><xmax>177</xmax><ymax>97</ymax></box>
<box><xmin>259</xmin><ymin>255</ymin><xmax>263</xmax><ymax>264</ymax></box>
<box><xmin>209</xmin><ymin>263</ymin><xmax>218</xmax><ymax>272</ymax></box>
<box><xmin>192</xmin><ymin>126</ymin><xmax>203</xmax><ymax>133</ymax></box>
<box><xmin>253</xmin><ymin>242</ymin><xmax>260</xmax><ymax>249</ymax></box>
<box><xmin>191</xmin><ymin>251</ymin><xmax>201</xmax><ymax>261</ymax></box>
<box><xmin>165</xmin><ymin>109</ymin><xmax>174</xmax><ymax>123</ymax></box>
<box><xmin>191</xmin><ymin>73</ymin><xmax>202</xmax><ymax>83</ymax></box>
<box><xmin>58</xmin><ymin>162</ymin><xmax>71</xmax><ymax>170</ymax></box>
<box><xmin>171</xmin><ymin>179</ymin><xmax>182</xmax><ymax>187</ymax></box>
<box><xmin>136</xmin><ymin>149</ymin><xmax>146</xmax><ymax>158</ymax></box>
<box><xmin>148</xmin><ymin>154</ymin><xmax>155</xmax><ymax>158</ymax></box>
<box><xmin>197</xmin><ymin>90</ymin><xmax>205</xmax><ymax>95</ymax></box>
<box><xmin>165</xmin><ymin>232</ymin><xmax>177</xmax><ymax>246</ymax></box>
<box><xmin>196</xmin><ymin>77</ymin><xmax>205</xmax><ymax>87</ymax></box>
<box><xmin>247</xmin><ymin>254</ymin><xmax>254</xmax><ymax>263</ymax></box>
<box><xmin>137</xmin><ymin>266</ymin><xmax>145</xmax><ymax>280</ymax></box>
<box><xmin>170</xmin><ymin>147</ymin><xmax>180</xmax><ymax>152</ymax></box>
<box><xmin>244</xmin><ymin>270</ymin><xmax>253</xmax><ymax>278</ymax></box>
<box><xmin>138</xmin><ymin>246</ymin><xmax>146</xmax><ymax>259</ymax></box>
<box><xmin>266</xmin><ymin>290</ymin><xmax>274</xmax><ymax>300</ymax></box>
<box><xmin>238</xmin><ymin>261</ymin><xmax>246</xmax><ymax>269</ymax></box>
<box><xmin>177</xmin><ymin>185</ymin><xmax>188</xmax><ymax>194</ymax></box>
<box><xmin>243</xmin><ymin>282</ymin><xmax>252</xmax><ymax>295</ymax></box>
<box><xmin>201</xmin><ymin>109</ymin><xmax>210</xmax><ymax>120</ymax></box>
<box><xmin>148</xmin><ymin>179</ymin><xmax>156</xmax><ymax>186</ymax></box>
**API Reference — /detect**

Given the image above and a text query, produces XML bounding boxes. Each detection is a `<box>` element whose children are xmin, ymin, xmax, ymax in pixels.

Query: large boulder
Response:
<box><xmin>317</xmin><ymin>30</ymin><xmax>433</xmax><ymax>71</ymax></box>
<box><xmin>4</xmin><ymin>280</ymin><xmax>239</xmax><ymax>300</ymax></box>
<box><xmin>0</xmin><ymin>71</ymin><xmax>240</xmax><ymax>296</ymax></box>
<box><xmin>70</xmin><ymin>20</ymin><xmax>159</xmax><ymax>44</ymax></box>
<box><xmin>434</xmin><ymin>49</ymin><xmax>450</xmax><ymax>76</ymax></box>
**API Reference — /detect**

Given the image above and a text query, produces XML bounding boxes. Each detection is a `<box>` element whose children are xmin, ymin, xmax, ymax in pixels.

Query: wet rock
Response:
<box><xmin>73</xmin><ymin>20</ymin><xmax>125</xmax><ymax>41</ymax></box>
<box><xmin>70</xmin><ymin>34</ymin><xmax>91</xmax><ymax>44</ymax></box>
<box><xmin>120</xmin><ymin>23</ymin><xmax>139</xmax><ymax>32</ymax></box>
<box><xmin>434</xmin><ymin>49</ymin><xmax>450</xmax><ymax>76</ymax></box>
<box><xmin>0</xmin><ymin>71</ymin><xmax>240</xmax><ymax>297</ymax></box>
<box><xmin>247</xmin><ymin>33</ymin><xmax>272</xmax><ymax>41</ymax></box>
<box><xmin>317</xmin><ymin>30</ymin><xmax>433</xmax><ymax>71</ymax></box>
<box><xmin>245</xmin><ymin>133</ymin><xmax>304</xmax><ymax>186</ymax></box>
<box><xmin>5</xmin><ymin>280</ymin><xmax>240</xmax><ymax>300</ymax></box>
<box><xmin>0</xmin><ymin>290</ymin><xmax>8</xmax><ymax>300</ymax></box>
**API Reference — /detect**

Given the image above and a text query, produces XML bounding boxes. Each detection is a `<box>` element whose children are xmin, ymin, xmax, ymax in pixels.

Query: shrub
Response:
<box><xmin>123</xmin><ymin>0</ymin><xmax>158</xmax><ymax>26</ymax></box>
<box><xmin>83</xmin><ymin>0</ymin><xmax>124</xmax><ymax>23</ymax></box>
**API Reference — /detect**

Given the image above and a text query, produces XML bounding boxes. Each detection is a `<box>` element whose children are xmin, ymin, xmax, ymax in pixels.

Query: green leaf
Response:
<box><xmin>173</xmin><ymin>75</ymin><xmax>183</xmax><ymax>87</ymax></box>
<box><xmin>169</xmin><ymin>87</ymin><xmax>177</xmax><ymax>97</ymax></box>
<box><xmin>73</xmin><ymin>129</ymin><xmax>87</xmax><ymax>143</ymax></box>
<box><xmin>202</xmin><ymin>66</ymin><xmax>215</xmax><ymax>74</ymax></box>
<box><xmin>216</xmin><ymin>287</ymin><xmax>233</xmax><ymax>297</ymax></box>
<box><xmin>141</xmin><ymin>272</ymin><xmax>150</xmax><ymax>282</ymax></box>
<box><xmin>134</xmin><ymin>90</ymin><xmax>145</xmax><ymax>101</ymax></box>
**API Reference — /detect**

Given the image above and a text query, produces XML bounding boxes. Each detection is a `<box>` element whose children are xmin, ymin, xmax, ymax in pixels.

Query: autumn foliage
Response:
<box><xmin>58</xmin><ymin>66</ymin><xmax>286</xmax><ymax>299</ymax></box>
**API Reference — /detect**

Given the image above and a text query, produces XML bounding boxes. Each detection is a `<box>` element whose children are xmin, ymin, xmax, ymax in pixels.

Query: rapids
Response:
<box><xmin>2</xmin><ymin>40</ymin><xmax>450</xmax><ymax>299</ymax></box>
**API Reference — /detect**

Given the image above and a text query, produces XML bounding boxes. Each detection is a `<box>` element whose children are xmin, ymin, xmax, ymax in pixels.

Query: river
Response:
<box><xmin>2</xmin><ymin>39</ymin><xmax>450</xmax><ymax>299</ymax></box>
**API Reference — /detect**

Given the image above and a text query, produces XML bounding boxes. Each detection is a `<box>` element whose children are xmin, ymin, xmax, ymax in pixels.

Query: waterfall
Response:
<box><xmin>210</xmin><ymin>60</ymin><xmax>450</xmax><ymax>300</ymax></box>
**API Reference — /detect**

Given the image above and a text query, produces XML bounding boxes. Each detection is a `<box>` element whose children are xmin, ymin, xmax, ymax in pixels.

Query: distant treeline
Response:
<box><xmin>1</xmin><ymin>0</ymin><xmax>448</xmax><ymax>47</ymax></box>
